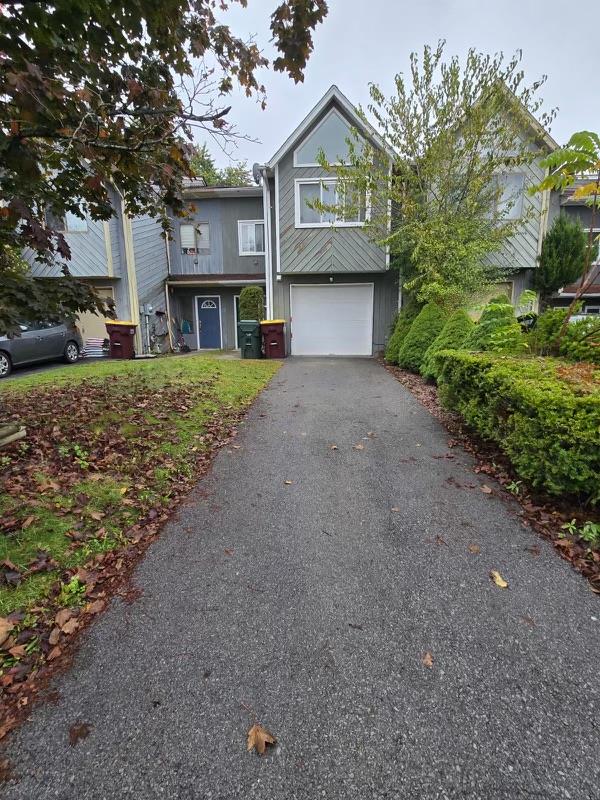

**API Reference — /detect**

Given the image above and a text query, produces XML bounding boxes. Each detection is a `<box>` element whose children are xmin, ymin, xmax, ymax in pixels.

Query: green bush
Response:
<box><xmin>560</xmin><ymin>317</ymin><xmax>600</xmax><ymax>365</ymax></box>
<box><xmin>420</xmin><ymin>309</ymin><xmax>474</xmax><ymax>381</ymax></box>
<box><xmin>435</xmin><ymin>351</ymin><xmax>600</xmax><ymax>501</ymax></box>
<box><xmin>529</xmin><ymin>307</ymin><xmax>568</xmax><ymax>355</ymax></box>
<box><xmin>385</xmin><ymin>305</ymin><xmax>419</xmax><ymax>364</ymax></box>
<box><xmin>239</xmin><ymin>286</ymin><xmax>265</xmax><ymax>321</ymax></box>
<box><xmin>398</xmin><ymin>303</ymin><xmax>449</xmax><ymax>372</ymax></box>
<box><xmin>465</xmin><ymin>296</ymin><xmax>526</xmax><ymax>353</ymax></box>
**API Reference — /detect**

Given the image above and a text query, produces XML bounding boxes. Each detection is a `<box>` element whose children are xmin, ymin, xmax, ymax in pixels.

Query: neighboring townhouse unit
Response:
<box><xmin>26</xmin><ymin>184</ymin><xmax>171</xmax><ymax>354</ymax></box>
<box><xmin>166</xmin><ymin>183</ymin><xmax>265</xmax><ymax>351</ymax></box>
<box><xmin>553</xmin><ymin>180</ymin><xmax>600</xmax><ymax>314</ymax></box>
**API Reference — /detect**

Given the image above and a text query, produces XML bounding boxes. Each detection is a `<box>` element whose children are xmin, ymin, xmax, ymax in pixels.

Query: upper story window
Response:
<box><xmin>493</xmin><ymin>173</ymin><xmax>525</xmax><ymax>220</ymax></box>
<box><xmin>294</xmin><ymin>108</ymin><xmax>363</xmax><ymax>167</ymax></box>
<box><xmin>238</xmin><ymin>220</ymin><xmax>265</xmax><ymax>256</ymax></box>
<box><xmin>180</xmin><ymin>222</ymin><xmax>210</xmax><ymax>254</ymax></box>
<box><xmin>295</xmin><ymin>179</ymin><xmax>367</xmax><ymax>228</ymax></box>
<box><xmin>45</xmin><ymin>208</ymin><xmax>88</xmax><ymax>233</ymax></box>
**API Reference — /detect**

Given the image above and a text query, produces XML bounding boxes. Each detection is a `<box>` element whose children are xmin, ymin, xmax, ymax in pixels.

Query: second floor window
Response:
<box><xmin>296</xmin><ymin>179</ymin><xmax>367</xmax><ymax>228</ymax></box>
<box><xmin>238</xmin><ymin>220</ymin><xmax>265</xmax><ymax>255</ymax></box>
<box><xmin>180</xmin><ymin>222</ymin><xmax>210</xmax><ymax>254</ymax></box>
<box><xmin>45</xmin><ymin>208</ymin><xmax>88</xmax><ymax>233</ymax></box>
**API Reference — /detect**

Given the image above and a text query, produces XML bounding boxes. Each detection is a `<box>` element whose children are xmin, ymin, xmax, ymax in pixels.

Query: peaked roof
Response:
<box><xmin>266</xmin><ymin>85</ymin><xmax>396</xmax><ymax>168</ymax></box>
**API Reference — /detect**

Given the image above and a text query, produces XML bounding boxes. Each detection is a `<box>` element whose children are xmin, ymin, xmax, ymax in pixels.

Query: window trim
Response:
<box><xmin>294</xmin><ymin>178</ymin><xmax>368</xmax><ymax>229</ymax></box>
<box><xmin>293</xmin><ymin>107</ymin><xmax>361</xmax><ymax>168</ymax></box>
<box><xmin>238</xmin><ymin>219</ymin><xmax>265</xmax><ymax>256</ymax></box>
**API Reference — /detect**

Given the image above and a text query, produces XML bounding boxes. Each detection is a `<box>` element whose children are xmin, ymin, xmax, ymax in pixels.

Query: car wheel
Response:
<box><xmin>64</xmin><ymin>341</ymin><xmax>80</xmax><ymax>364</ymax></box>
<box><xmin>0</xmin><ymin>351</ymin><xmax>12</xmax><ymax>378</ymax></box>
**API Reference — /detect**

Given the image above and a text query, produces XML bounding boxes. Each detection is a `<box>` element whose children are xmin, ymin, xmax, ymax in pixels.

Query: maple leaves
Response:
<box><xmin>247</xmin><ymin>723</ymin><xmax>276</xmax><ymax>756</ymax></box>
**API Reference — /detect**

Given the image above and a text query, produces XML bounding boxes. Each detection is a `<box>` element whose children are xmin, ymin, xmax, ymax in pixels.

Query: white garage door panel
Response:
<box><xmin>291</xmin><ymin>284</ymin><xmax>373</xmax><ymax>356</ymax></box>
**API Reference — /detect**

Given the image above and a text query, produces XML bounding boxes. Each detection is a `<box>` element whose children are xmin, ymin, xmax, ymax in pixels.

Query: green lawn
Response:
<box><xmin>0</xmin><ymin>354</ymin><xmax>279</xmax><ymax>617</ymax></box>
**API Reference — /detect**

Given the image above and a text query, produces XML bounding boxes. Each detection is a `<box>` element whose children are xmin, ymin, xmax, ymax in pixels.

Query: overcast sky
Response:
<box><xmin>203</xmin><ymin>0</ymin><xmax>600</xmax><ymax>169</ymax></box>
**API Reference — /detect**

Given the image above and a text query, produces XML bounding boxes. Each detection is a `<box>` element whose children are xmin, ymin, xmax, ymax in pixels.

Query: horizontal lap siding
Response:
<box><xmin>131</xmin><ymin>215</ymin><xmax>168</xmax><ymax>311</ymax></box>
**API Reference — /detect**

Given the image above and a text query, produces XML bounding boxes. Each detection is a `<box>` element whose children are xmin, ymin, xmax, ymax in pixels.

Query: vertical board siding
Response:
<box><xmin>278</xmin><ymin>101</ymin><xmax>387</xmax><ymax>275</ymax></box>
<box><xmin>131</xmin><ymin>215</ymin><xmax>168</xmax><ymax>310</ymax></box>
<box><xmin>169</xmin><ymin>196</ymin><xmax>266</xmax><ymax>276</ymax></box>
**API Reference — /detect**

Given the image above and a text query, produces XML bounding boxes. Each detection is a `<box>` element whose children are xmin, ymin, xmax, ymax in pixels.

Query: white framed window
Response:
<box><xmin>494</xmin><ymin>173</ymin><xmax>525</xmax><ymax>220</ymax></box>
<box><xmin>294</xmin><ymin>108</ymin><xmax>363</xmax><ymax>167</ymax></box>
<box><xmin>295</xmin><ymin>178</ymin><xmax>367</xmax><ymax>228</ymax></box>
<box><xmin>180</xmin><ymin>222</ymin><xmax>210</xmax><ymax>254</ymax></box>
<box><xmin>45</xmin><ymin>208</ymin><xmax>88</xmax><ymax>233</ymax></box>
<box><xmin>238</xmin><ymin>220</ymin><xmax>265</xmax><ymax>255</ymax></box>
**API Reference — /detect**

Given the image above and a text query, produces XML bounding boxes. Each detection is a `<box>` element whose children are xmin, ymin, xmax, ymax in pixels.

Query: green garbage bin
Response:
<box><xmin>238</xmin><ymin>320</ymin><xmax>262</xmax><ymax>359</ymax></box>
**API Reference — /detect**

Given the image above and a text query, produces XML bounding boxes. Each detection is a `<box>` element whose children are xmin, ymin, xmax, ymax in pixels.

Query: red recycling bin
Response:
<box><xmin>105</xmin><ymin>320</ymin><xmax>137</xmax><ymax>359</ymax></box>
<box><xmin>260</xmin><ymin>320</ymin><xmax>286</xmax><ymax>358</ymax></box>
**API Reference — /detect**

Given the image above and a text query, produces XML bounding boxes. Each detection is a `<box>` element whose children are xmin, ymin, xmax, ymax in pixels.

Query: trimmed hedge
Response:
<box><xmin>421</xmin><ymin>309</ymin><xmax>474</xmax><ymax>381</ymax></box>
<box><xmin>398</xmin><ymin>303</ymin><xmax>448</xmax><ymax>372</ymax></box>
<box><xmin>239</xmin><ymin>286</ymin><xmax>265</xmax><ymax>321</ymax></box>
<box><xmin>465</xmin><ymin>296</ymin><xmax>525</xmax><ymax>353</ymax></box>
<box><xmin>435</xmin><ymin>350</ymin><xmax>600</xmax><ymax>501</ymax></box>
<box><xmin>560</xmin><ymin>317</ymin><xmax>600</xmax><ymax>365</ymax></box>
<box><xmin>385</xmin><ymin>305</ymin><xmax>419</xmax><ymax>364</ymax></box>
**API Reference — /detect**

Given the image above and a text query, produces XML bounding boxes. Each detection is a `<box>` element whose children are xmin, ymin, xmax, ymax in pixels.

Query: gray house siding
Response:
<box><xmin>272</xmin><ymin>271</ymin><xmax>398</xmax><ymax>355</ymax></box>
<box><xmin>25</xmin><ymin>216</ymin><xmax>110</xmax><ymax>279</ymax></box>
<box><xmin>169</xmin><ymin>196</ymin><xmax>265</xmax><ymax>276</ymax></box>
<box><xmin>131</xmin><ymin>215</ymin><xmax>168</xmax><ymax>311</ymax></box>
<box><xmin>276</xmin><ymin>102</ymin><xmax>387</xmax><ymax>275</ymax></box>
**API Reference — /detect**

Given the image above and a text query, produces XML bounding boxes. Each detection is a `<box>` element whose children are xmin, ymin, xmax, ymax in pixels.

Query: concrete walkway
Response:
<box><xmin>4</xmin><ymin>358</ymin><xmax>599</xmax><ymax>799</ymax></box>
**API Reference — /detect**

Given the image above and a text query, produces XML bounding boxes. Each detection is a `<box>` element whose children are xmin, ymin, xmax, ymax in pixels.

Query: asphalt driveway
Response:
<box><xmin>3</xmin><ymin>358</ymin><xmax>599</xmax><ymax>799</ymax></box>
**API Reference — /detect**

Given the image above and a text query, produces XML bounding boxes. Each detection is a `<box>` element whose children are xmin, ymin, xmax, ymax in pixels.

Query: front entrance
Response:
<box><xmin>196</xmin><ymin>296</ymin><xmax>222</xmax><ymax>349</ymax></box>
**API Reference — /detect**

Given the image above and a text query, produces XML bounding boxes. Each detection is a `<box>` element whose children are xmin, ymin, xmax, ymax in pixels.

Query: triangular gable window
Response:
<box><xmin>294</xmin><ymin>108</ymin><xmax>363</xmax><ymax>167</ymax></box>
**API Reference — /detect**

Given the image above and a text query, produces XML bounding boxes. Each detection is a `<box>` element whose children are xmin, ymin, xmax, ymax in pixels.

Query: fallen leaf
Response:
<box><xmin>353</xmin><ymin>443</ymin><xmax>364</xmax><ymax>450</ymax></box>
<box><xmin>348</xmin><ymin>623</ymin><xmax>363</xmax><ymax>630</ymax></box>
<box><xmin>48</xmin><ymin>646</ymin><xmax>62</xmax><ymax>661</ymax></box>
<box><xmin>61</xmin><ymin>618</ymin><xmax>79</xmax><ymax>636</ymax></box>
<box><xmin>69</xmin><ymin>722</ymin><xmax>91</xmax><ymax>746</ymax></box>
<box><xmin>490</xmin><ymin>570</ymin><xmax>508</xmax><ymax>589</ymax></box>
<box><xmin>468</xmin><ymin>544</ymin><xmax>480</xmax><ymax>554</ymax></box>
<box><xmin>89</xmin><ymin>511</ymin><xmax>104</xmax><ymax>521</ymax></box>
<box><xmin>8</xmin><ymin>645</ymin><xmax>27</xmax><ymax>659</ymax></box>
<box><xmin>0</xmin><ymin>758</ymin><xmax>14</xmax><ymax>783</ymax></box>
<box><xmin>521</xmin><ymin>615</ymin><xmax>535</xmax><ymax>627</ymax></box>
<box><xmin>48</xmin><ymin>627</ymin><xmax>61</xmax><ymax>646</ymax></box>
<box><xmin>85</xmin><ymin>600</ymin><xmax>105</xmax><ymax>615</ymax></box>
<box><xmin>119</xmin><ymin>487</ymin><xmax>128</xmax><ymax>495</ymax></box>
<box><xmin>224</xmin><ymin>548</ymin><xmax>234</xmax><ymax>557</ymax></box>
<box><xmin>435</xmin><ymin>535</ymin><xmax>448</xmax><ymax>546</ymax></box>
<box><xmin>330</xmin><ymin>444</ymin><xmax>338</xmax><ymax>450</ymax></box>
<box><xmin>422</xmin><ymin>652</ymin><xmax>434</xmax><ymax>668</ymax></box>
<box><xmin>247</xmin><ymin>723</ymin><xmax>276</xmax><ymax>756</ymax></box>
<box><xmin>21</xmin><ymin>515</ymin><xmax>36</xmax><ymax>530</ymax></box>
<box><xmin>480</xmin><ymin>485</ymin><xmax>493</xmax><ymax>494</ymax></box>
<box><xmin>525</xmin><ymin>545</ymin><xmax>541</xmax><ymax>556</ymax></box>
<box><xmin>55</xmin><ymin>608</ymin><xmax>74</xmax><ymax>628</ymax></box>
<box><xmin>391</xmin><ymin>507</ymin><xmax>401</xmax><ymax>513</ymax></box>
<box><xmin>283</xmin><ymin>480</ymin><xmax>293</xmax><ymax>485</ymax></box>
<box><xmin>0</xmin><ymin>618</ymin><xmax>14</xmax><ymax>646</ymax></box>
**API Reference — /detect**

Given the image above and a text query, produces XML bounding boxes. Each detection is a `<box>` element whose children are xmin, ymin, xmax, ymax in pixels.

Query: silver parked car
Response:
<box><xmin>0</xmin><ymin>320</ymin><xmax>83</xmax><ymax>378</ymax></box>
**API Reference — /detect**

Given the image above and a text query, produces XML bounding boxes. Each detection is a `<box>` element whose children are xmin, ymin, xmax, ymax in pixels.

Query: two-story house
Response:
<box><xmin>166</xmin><ymin>85</ymin><xmax>559</xmax><ymax>356</ymax></box>
<box><xmin>26</xmin><ymin>184</ymin><xmax>171</xmax><ymax>355</ymax></box>
<box><xmin>167</xmin><ymin>86</ymin><xmax>398</xmax><ymax>356</ymax></box>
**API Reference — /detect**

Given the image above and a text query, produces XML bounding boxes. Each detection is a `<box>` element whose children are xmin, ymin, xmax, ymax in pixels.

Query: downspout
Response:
<box><xmin>260</xmin><ymin>166</ymin><xmax>274</xmax><ymax>319</ymax></box>
<box><xmin>164</xmin><ymin>228</ymin><xmax>175</xmax><ymax>351</ymax></box>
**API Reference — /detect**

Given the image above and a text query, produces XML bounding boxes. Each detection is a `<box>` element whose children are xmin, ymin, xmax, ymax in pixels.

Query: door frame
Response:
<box><xmin>289</xmin><ymin>282</ymin><xmax>375</xmax><ymax>356</ymax></box>
<box><xmin>234</xmin><ymin>294</ymin><xmax>241</xmax><ymax>349</ymax></box>
<box><xmin>194</xmin><ymin>294</ymin><xmax>223</xmax><ymax>350</ymax></box>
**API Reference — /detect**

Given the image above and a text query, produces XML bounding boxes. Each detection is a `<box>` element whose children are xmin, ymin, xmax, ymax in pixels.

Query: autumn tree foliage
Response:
<box><xmin>0</xmin><ymin>0</ymin><xmax>327</xmax><ymax>332</ymax></box>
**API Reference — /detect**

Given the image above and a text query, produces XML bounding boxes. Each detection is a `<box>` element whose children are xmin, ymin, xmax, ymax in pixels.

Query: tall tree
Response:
<box><xmin>534</xmin><ymin>214</ymin><xmax>591</xmax><ymax>309</ymax></box>
<box><xmin>329</xmin><ymin>42</ymin><xmax>554</xmax><ymax>308</ymax></box>
<box><xmin>0</xmin><ymin>0</ymin><xmax>327</xmax><ymax>333</ymax></box>
<box><xmin>532</xmin><ymin>131</ymin><xmax>600</xmax><ymax>330</ymax></box>
<box><xmin>190</xmin><ymin>144</ymin><xmax>253</xmax><ymax>186</ymax></box>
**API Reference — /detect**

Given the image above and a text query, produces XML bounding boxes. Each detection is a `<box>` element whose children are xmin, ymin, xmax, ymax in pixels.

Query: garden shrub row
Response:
<box><xmin>434</xmin><ymin>350</ymin><xmax>600</xmax><ymax>501</ymax></box>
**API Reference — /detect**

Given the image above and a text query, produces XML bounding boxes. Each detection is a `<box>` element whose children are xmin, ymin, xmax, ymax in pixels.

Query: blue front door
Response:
<box><xmin>197</xmin><ymin>297</ymin><xmax>221</xmax><ymax>349</ymax></box>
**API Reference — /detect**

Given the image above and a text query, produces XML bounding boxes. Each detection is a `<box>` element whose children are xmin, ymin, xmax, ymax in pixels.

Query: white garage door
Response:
<box><xmin>290</xmin><ymin>283</ymin><xmax>374</xmax><ymax>356</ymax></box>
